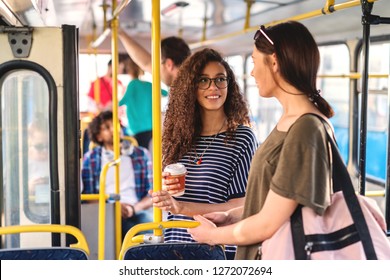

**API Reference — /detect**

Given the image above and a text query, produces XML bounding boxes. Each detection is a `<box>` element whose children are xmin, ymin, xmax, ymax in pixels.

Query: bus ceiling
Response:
<box><xmin>1</xmin><ymin>0</ymin><xmax>389</xmax><ymax>53</ymax></box>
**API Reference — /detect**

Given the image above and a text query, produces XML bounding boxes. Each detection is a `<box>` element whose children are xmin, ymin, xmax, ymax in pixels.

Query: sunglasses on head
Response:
<box><xmin>253</xmin><ymin>25</ymin><xmax>274</xmax><ymax>46</ymax></box>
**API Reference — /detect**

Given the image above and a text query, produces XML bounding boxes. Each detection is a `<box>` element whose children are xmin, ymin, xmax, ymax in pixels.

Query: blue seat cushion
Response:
<box><xmin>0</xmin><ymin>248</ymin><xmax>88</xmax><ymax>260</ymax></box>
<box><xmin>123</xmin><ymin>243</ymin><xmax>226</xmax><ymax>260</ymax></box>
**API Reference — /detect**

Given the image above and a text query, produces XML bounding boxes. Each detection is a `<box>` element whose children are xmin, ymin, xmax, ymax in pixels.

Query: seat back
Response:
<box><xmin>0</xmin><ymin>247</ymin><xmax>88</xmax><ymax>260</ymax></box>
<box><xmin>0</xmin><ymin>224</ymin><xmax>89</xmax><ymax>260</ymax></box>
<box><xmin>123</xmin><ymin>243</ymin><xmax>226</xmax><ymax>260</ymax></box>
<box><xmin>119</xmin><ymin>220</ymin><xmax>226</xmax><ymax>260</ymax></box>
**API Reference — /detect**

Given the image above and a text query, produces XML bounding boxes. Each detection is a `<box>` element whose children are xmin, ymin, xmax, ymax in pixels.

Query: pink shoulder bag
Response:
<box><xmin>258</xmin><ymin>115</ymin><xmax>390</xmax><ymax>260</ymax></box>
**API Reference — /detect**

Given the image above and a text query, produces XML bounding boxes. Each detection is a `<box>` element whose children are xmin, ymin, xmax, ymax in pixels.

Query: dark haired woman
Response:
<box><xmin>188</xmin><ymin>21</ymin><xmax>335</xmax><ymax>260</ymax></box>
<box><xmin>151</xmin><ymin>48</ymin><xmax>258</xmax><ymax>259</ymax></box>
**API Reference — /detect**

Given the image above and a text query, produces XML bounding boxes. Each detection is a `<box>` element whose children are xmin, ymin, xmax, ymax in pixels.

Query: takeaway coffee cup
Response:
<box><xmin>163</xmin><ymin>163</ymin><xmax>187</xmax><ymax>196</ymax></box>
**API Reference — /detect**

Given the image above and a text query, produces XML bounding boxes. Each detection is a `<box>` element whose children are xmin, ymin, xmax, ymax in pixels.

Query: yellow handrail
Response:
<box><xmin>122</xmin><ymin>135</ymin><xmax>139</xmax><ymax>147</ymax></box>
<box><xmin>80</xmin><ymin>193</ymin><xmax>109</xmax><ymax>201</ymax></box>
<box><xmin>365</xmin><ymin>190</ymin><xmax>386</xmax><ymax>197</ymax></box>
<box><xmin>97</xmin><ymin>158</ymin><xmax>121</xmax><ymax>260</ymax></box>
<box><xmin>118</xmin><ymin>220</ymin><xmax>200</xmax><ymax>259</ymax></box>
<box><xmin>0</xmin><ymin>224</ymin><xmax>90</xmax><ymax>255</ymax></box>
<box><xmin>87</xmin><ymin>0</ymin><xmax>136</xmax><ymax>261</ymax></box>
<box><xmin>151</xmin><ymin>0</ymin><xmax>163</xmax><ymax>236</ymax></box>
<box><xmin>189</xmin><ymin>0</ymin><xmax>378</xmax><ymax>49</ymax></box>
<box><xmin>318</xmin><ymin>73</ymin><xmax>388</xmax><ymax>79</ymax></box>
<box><xmin>110</xmin><ymin>0</ymin><xmax>123</xmax><ymax>260</ymax></box>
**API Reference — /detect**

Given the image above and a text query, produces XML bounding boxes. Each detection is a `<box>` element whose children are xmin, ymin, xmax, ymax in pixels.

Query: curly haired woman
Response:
<box><xmin>150</xmin><ymin>48</ymin><xmax>258</xmax><ymax>259</ymax></box>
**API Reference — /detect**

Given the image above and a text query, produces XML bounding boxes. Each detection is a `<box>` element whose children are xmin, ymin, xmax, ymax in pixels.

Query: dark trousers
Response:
<box><xmin>121</xmin><ymin>209</ymin><xmax>153</xmax><ymax>240</ymax></box>
<box><xmin>134</xmin><ymin>130</ymin><xmax>152</xmax><ymax>150</ymax></box>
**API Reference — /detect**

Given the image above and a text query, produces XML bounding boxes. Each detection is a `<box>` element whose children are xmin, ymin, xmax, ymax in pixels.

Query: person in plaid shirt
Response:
<box><xmin>81</xmin><ymin>111</ymin><xmax>153</xmax><ymax>239</ymax></box>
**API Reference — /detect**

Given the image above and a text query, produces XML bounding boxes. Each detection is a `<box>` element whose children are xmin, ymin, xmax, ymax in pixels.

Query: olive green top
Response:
<box><xmin>235</xmin><ymin>114</ymin><xmax>332</xmax><ymax>260</ymax></box>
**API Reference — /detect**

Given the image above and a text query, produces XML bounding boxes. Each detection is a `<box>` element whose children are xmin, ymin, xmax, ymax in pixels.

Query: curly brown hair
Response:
<box><xmin>88</xmin><ymin>111</ymin><xmax>113</xmax><ymax>146</ymax></box>
<box><xmin>162</xmin><ymin>48</ymin><xmax>251</xmax><ymax>166</ymax></box>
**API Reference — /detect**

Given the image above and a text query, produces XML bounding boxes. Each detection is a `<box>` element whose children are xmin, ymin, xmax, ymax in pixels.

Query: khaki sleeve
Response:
<box><xmin>270</xmin><ymin>116</ymin><xmax>331</xmax><ymax>215</ymax></box>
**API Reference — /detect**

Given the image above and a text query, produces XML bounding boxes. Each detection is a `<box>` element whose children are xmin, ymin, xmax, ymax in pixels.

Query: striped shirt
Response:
<box><xmin>165</xmin><ymin>125</ymin><xmax>258</xmax><ymax>256</ymax></box>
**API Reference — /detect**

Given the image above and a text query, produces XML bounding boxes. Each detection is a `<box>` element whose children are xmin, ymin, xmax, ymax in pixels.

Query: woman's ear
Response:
<box><xmin>271</xmin><ymin>53</ymin><xmax>278</xmax><ymax>72</ymax></box>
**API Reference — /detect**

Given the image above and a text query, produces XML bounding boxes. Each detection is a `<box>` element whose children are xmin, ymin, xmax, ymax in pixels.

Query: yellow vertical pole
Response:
<box><xmin>151</xmin><ymin>0</ymin><xmax>163</xmax><ymax>236</ymax></box>
<box><xmin>110</xmin><ymin>0</ymin><xmax>123</xmax><ymax>259</ymax></box>
<box><xmin>201</xmin><ymin>2</ymin><xmax>208</xmax><ymax>42</ymax></box>
<box><xmin>244</xmin><ymin>0</ymin><xmax>253</xmax><ymax>30</ymax></box>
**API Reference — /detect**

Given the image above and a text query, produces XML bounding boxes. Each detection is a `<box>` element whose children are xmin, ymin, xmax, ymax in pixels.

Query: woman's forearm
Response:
<box><xmin>178</xmin><ymin>198</ymin><xmax>244</xmax><ymax>216</ymax></box>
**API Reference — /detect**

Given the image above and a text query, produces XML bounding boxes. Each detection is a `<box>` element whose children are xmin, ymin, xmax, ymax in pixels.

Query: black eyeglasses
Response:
<box><xmin>198</xmin><ymin>77</ymin><xmax>229</xmax><ymax>90</ymax></box>
<box><xmin>253</xmin><ymin>25</ymin><xmax>274</xmax><ymax>46</ymax></box>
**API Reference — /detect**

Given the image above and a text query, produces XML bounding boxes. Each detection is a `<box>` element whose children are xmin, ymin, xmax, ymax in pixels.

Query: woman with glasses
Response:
<box><xmin>188</xmin><ymin>21</ymin><xmax>335</xmax><ymax>259</ymax></box>
<box><xmin>150</xmin><ymin>48</ymin><xmax>258</xmax><ymax>259</ymax></box>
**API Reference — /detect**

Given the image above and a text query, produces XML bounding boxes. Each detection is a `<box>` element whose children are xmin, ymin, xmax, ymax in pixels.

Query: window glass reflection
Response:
<box><xmin>1</xmin><ymin>69</ymin><xmax>51</xmax><ymax>231</ymax></box>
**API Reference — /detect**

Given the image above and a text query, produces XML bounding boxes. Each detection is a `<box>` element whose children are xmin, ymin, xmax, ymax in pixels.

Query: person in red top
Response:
<box><xmin>83</xmin><ymin>54</ymin><xmax>129</xmax><ymax>154</ymax></box>
<box><xmin>87</xmin><ymin>55</ymin><xmax>128</xmax><ymax>113</ymax></box>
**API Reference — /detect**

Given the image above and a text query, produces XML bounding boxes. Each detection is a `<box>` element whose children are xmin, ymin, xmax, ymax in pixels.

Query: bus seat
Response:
<box><xmin>0</xmin><ymin>224</ymin><xmax>90</xmax><ymax>260</ymax></box>
<box><xmin>122</xmin><ymin>135</ymin><xmax>139</xmax><ymax>147</ymax></box>
<box><xmin>119</xmin><ymin>221</ymin><xmax>226</xmax><ymax>260</ymax></box>
<box><xmin>122</xmin><ymin>243</ymin><xmax>226</xmax><ymax>260</ymax></box>
<box><xmin>0</xmin><ymin>247</ymin><xmax>88</xmax><ymax>260</ymax></box>
<box><xmin>80</xmin><ymin>115</ymin><xmax>94</xmax><ymax>156</ymax></box>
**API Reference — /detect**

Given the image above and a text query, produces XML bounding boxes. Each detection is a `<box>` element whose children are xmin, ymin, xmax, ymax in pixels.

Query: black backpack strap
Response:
<box><xmin>326</xmin><ymin>127</ymin><xmax>377</xmax><ymax>259</ymax></box>
<box><xmin>290</xmin><ymin>205</ymin><xmax>307</xmax><ymax>260</ymax></box>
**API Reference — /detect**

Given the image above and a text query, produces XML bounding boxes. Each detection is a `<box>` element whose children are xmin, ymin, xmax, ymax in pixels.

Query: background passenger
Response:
<box><xmin>28</xmin><ymin>116</ymin><xmax>50</xmax><ymax>203</ymax></box>
<box><xmin>118</xmin><ymin>28</ymin><xmax>191</xmax><ymax>87</ymax></box>
<box><xmin>86</xmin><ymin>55</ymin><xmax>128</xmax><ymax>113</ymax></box>
<box><xmin>150</xmin><ymin>48</ymin><xmax>258</xmax><ymax>259</ymax></box>
<box><xmin>83</xmin><ymin>54</ymin><xmax>130</xmax><ymax>154</ymax></box>
<box><xmin>119</xmin><ymin>56</ymin><xmax>168</xmax><ymax>150</ymax></box>
<box><xmin>188</xmin><ymin>21</ymin><xmax>335</xmax><ymax>260</ymax></box>
<box><xmin>81</xmin><ymin>111</ymin><xmax>153</xmax><ymax>239</ymax></box>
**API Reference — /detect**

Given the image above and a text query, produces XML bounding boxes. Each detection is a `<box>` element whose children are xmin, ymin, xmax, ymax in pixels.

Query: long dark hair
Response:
<box><xmin>162</xmin><ymin>48</ymin><xmax>251</xmax><ymax>166</ymax></box>
<box><xmin>254</xmin><ymin>21</ymin><xmax>334</xmax><ymax>118</ymax></box>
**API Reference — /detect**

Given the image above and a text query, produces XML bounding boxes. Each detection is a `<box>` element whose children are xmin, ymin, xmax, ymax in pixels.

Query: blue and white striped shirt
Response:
<box><xmin>165</xmin><ymin>125</ymin><xmax>258</xmax><ymax>256</ymax></box>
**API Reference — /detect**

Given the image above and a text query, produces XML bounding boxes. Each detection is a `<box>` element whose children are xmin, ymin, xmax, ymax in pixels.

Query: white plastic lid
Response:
<box><xmin>164</xmin><ymin>163</ymin><xmax>187</xmax><ymax>176</ymax></box>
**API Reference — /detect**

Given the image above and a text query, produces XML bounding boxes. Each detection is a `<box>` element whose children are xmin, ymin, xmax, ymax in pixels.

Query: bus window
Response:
<box><xmin>1</xmin><ymin>69</ymin><xmax>51</xmax><ymax>230</ymax></box>
<box><xmin>245</xmin><ymin>44</ymin><xmax>351</xmax><ymax>147</ymax></box>
<box><xmin>358</xmin><ymin>42</ymin><xmax>389</xmax><ymax>181</ymax></box>
<box><xmin>318</xmin><ymin>44</ymin><xmax>350</xmax><ymax>164</ymax></box>
<box><xmin>226</xmin><ymin>55</ymin><xmax>244</xmax><ymax>90</ymax></box>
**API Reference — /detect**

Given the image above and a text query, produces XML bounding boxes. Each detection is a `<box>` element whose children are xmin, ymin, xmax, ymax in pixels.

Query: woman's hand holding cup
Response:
<box><xmin>149</xmin><ymin>189</ymin><xmax>181</xmax><ymax>214</ymax></box>
<box><xmin>163</xmin><ymin>164</ymin><xmax>187</xmax><ymax>196</ymax></box>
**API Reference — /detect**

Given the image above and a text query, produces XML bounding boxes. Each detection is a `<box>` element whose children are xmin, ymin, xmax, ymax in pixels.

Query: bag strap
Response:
<box><xmin>291</xmin><ymin>113</ymin><xmax>377</xmax><ymax>260</ymax></box>
<box><xmin>290</xmin><ymin>205</ymin><xmax>306</xmax><ymax>259</ymax></box>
